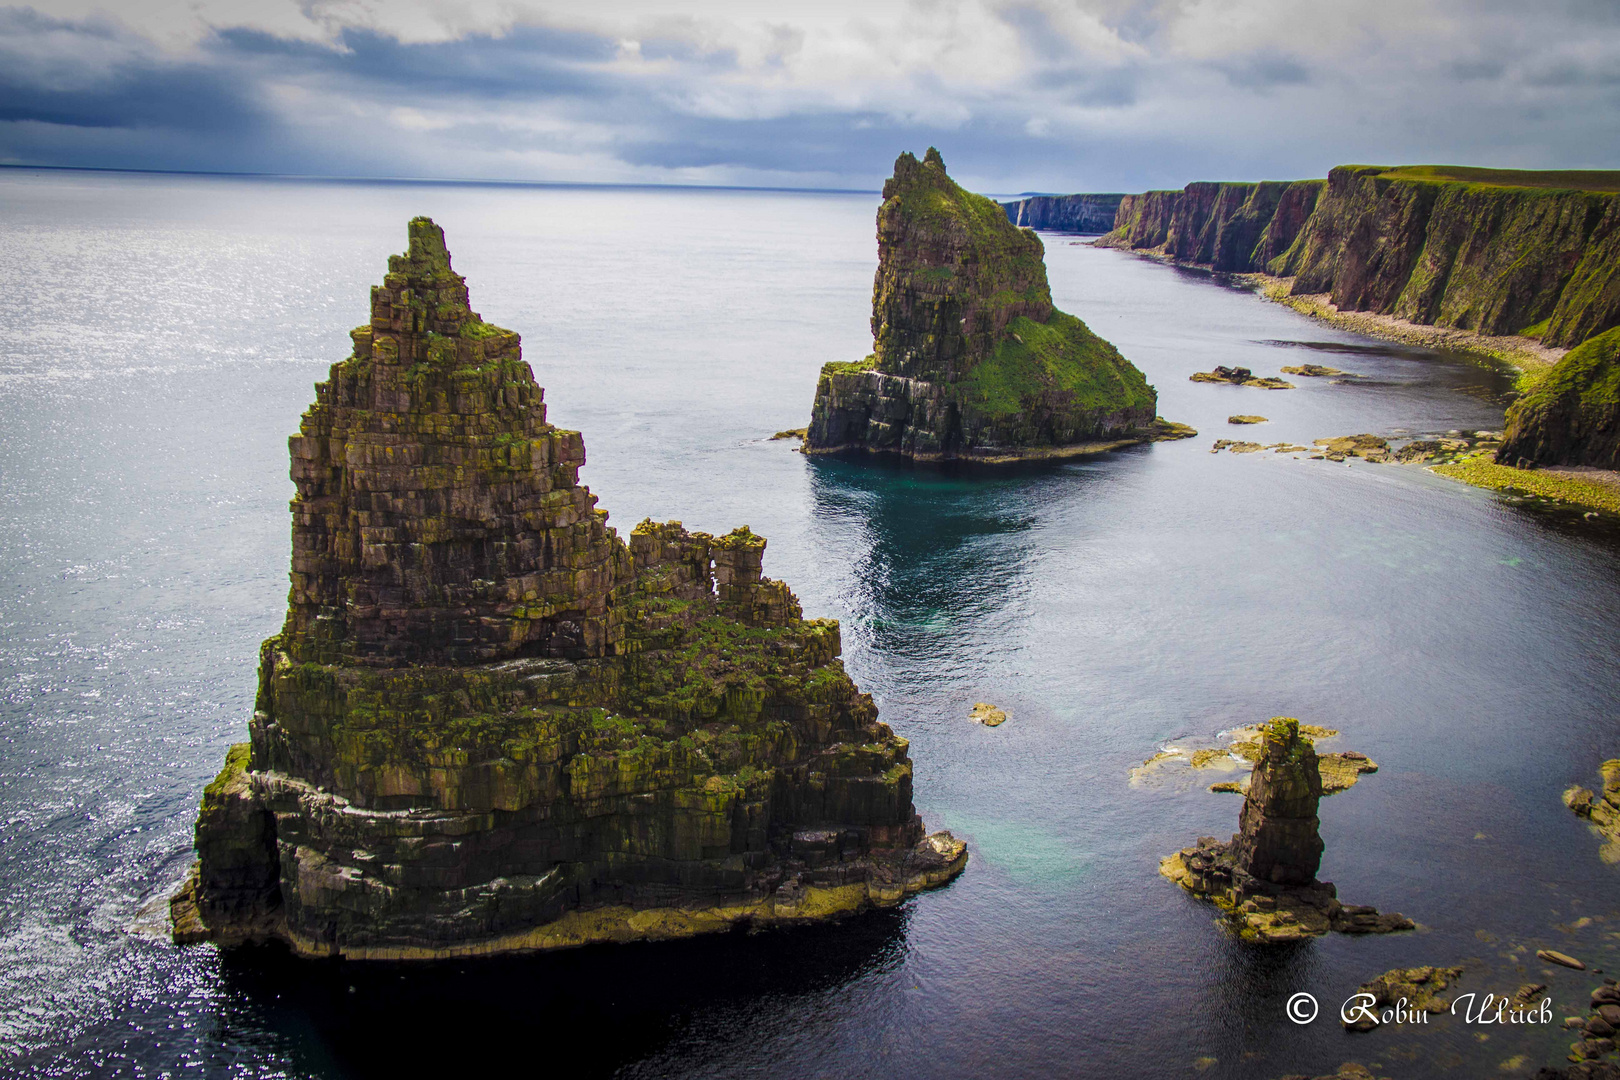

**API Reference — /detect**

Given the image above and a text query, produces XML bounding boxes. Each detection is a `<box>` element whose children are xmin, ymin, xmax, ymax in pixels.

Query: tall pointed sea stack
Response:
<box><xmin>805</xmin><ymin>148</ymin><xmax>1168</xmax><ymax>461</ymax></box>
<box><xmin>172</xmin><ymin>218</ymin><xmax>965</xmax><ymax>959</ymax></box>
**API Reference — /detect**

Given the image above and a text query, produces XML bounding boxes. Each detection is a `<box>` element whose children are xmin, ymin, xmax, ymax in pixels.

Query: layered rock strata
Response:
<box><xmin>1096</xmin><ymin>166</ymin><xmax>1620</xmax><ymax>350</ymax></box>
<box><xmin>806</xmin><ymin>149</ymin><xmax>1167</xmax><ymax>462</ymax></box>
<box><xmin>1160</xmin><ymin>718</ymin><xmax>1413</xmax><ymax>943</ymax></box>
<box><xmin>171</xmin><ymin>218</ymin><xmax>966</xmax><ymax>960</ymax></box>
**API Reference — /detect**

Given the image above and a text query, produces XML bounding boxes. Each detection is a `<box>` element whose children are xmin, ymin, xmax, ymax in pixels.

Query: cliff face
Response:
<box><xmin>1497</xmin><ymin>327</ymin><xmax>1620</xmax><ymax>468</ymax></box>
<box><xmin>1098</xmin><ymin>165</ymin><xmax>1620</xmax><ymax>351</ymax></box>
<box><xmin>807</xmin><ymin>149</ymin><xmax>1158</xmax><ymax>461</ymax></box>
<box><xmin>171</xmin><ymin>218</ymin><xmax>966</xmax><ymax>960</ymax></box>
<box><xmin>1002</xmin><ymin>193</ymin><xmax>1124</xmax><ymax>233</ymax></box>
<box><xmin>1100</xmin><ymin>181</ymin><xmax>1322</xmax><ymax>273</ymax></box>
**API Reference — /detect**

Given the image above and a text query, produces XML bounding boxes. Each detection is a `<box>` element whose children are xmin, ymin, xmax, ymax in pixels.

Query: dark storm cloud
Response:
<box><xmin>215</xmin><ymin>25</ymin><xmax>617</xmax><ymax>100</ymax></box>
<box><xmin>0</xmin><ymin>9</ymin><xmax>264</xmax><ymax>133</ymax></box>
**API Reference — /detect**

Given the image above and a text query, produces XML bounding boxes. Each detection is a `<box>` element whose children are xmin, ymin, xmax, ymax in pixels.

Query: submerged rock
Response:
<box><xmin>1341</xmin><ymin>966</ymin><xmax>1465</xmax><ymax>1030</ymax></box>
<box><xmin>1159</xmin><ymin>718</ymin><xmax>1412</xmax><ymax>943</ymax></box>
<box><xmin>1229</xmin><ymin>414</ymin><xmax>1269</xmax><ymax>424</ymax></box>
<box><xmin>1131</xmin><ymin>721</ymin><xmax>1377</xmax><ymax>796</ymax></box>
<box><xmin>805</xmin><ymin>149</ymin><xmax>1170</xmax><ymax>462</ymax></box>
<box><xmin>171</xmin><ymin>218</ymin><xmax>966</xmax><ymax>960</ymax></box>
<box><xmin>1275</xmin><ymin>1066</ymin><xmax>1390</xmax><ymax>1080</ymax></box>
<box><xmin>969</xmin><ymin>702</ymin><xmax>1008</xmax><ymax>727</ymax></box>
<box><xmin>1281</xmin><ymin>364</ymin><xmax>1345</xmax><ymax>377</ymax></box>
<box><xmin>1314</xmin><ymin>434</ymin><xmax>1391</xmax><ymax>462</ymax></box>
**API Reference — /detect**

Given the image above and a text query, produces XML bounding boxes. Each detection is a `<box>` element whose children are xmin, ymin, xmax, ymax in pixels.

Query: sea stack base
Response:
<box><xmin>1160</xmin><ymin>837</ymin><xmax>1412</xmax><ymax>943</ymax></box>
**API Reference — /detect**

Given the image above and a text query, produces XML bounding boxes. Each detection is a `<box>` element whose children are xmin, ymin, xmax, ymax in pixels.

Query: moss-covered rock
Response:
<box><xmin>176</xmin><ymin>220</ymin><xmax>966</xmax><ymax>959</ymax></box>
<box><xmin>807</xmin><ymin>149</ymin><xmax>1160</xmax><ymax>461</ymax></box>
<box><xmin>1498</xmin><ymin>327</ymin><xmax>1620</xmax><ymax>468</ymax></box>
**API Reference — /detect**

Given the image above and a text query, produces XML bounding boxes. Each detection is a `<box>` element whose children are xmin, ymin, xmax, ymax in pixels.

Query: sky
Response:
<box><xmin>2</xmin><ymin>0</ymin><xmax>1619</xmax><ymax>193</ymax></box>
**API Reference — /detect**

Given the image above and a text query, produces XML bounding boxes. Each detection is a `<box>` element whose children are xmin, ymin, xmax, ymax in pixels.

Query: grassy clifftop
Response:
<box><xmin>963</xmin><ymin>313</ymin><xmax>1154</xmax><ymax>418</ymax></box>
<box><xmin>1368</xmin><ymin>165</ymin><xmax>1620</xmax><ymax>193</ymax></box>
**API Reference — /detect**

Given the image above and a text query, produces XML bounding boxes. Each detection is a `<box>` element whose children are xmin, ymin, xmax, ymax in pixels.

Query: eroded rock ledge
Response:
<box><xmin>1160</xmin><ymin>718</ymin><xmax>1412</xmax><ymax>943</ymax></box>
<box><xmin>171</xmin><ymin>219</ymin><xmax>966</xmax><ymax>960</ymax></box>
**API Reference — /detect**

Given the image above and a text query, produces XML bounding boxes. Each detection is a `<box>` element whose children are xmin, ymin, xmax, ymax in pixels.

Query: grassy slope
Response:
<box><xmin>1510</xmin><ymin>326</ymin><xmax>1620</xmax><ymax>414</ymax></box>
<box><xmin>962</xmin><ymin>312</ymin><xmax>1155</xmax><ymax>418</ymax></box>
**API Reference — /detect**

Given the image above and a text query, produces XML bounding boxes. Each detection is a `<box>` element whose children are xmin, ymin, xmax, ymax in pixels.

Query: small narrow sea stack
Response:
<box><xmin>1160</xmin><ymin>717</ymin><xmax>1412</xmax><ymax>943</ymax></box>
<box><xmin>170</xmin><ymin>218</ymin><xmax>965</xmax><ymax>960</ymax></box>
<box><xmin>806</xmin><ymin>149</ymin><xmax>1175</xmax><ymax>462</ymax></box>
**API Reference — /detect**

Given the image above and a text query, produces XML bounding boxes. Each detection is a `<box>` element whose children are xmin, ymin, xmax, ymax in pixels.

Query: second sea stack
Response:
<box><xmin>806</xmin><ymin>149</ymin><xmax>1164</xmax><ymax>462</ymax></box>
<box><xmin>170</xmin><ymin>218</ymin><xmax>966</xmax><ymax>960</ymax></box>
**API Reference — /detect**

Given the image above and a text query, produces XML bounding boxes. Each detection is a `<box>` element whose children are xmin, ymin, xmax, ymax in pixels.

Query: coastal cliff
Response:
<box><xmin>170</xmin><ymin>218</ymin><xmax>966</xmax><ymax>960</ymax></box>
<box><xmin>1102</xmin><ymin>180</ymin><xmax>1323</xmax><ymax>273</ymax></box>
<box><xmin>1088</xmin><ymin>165</ymin><xmax>1620</xmax><ymax>468</ymax></box>
<box><xmin>807</xmin><ymin>149</ymin><xmax>1163</xmax><ymax>462</ymax></box>
<box><xmin>1097</xmin><ymin>165</ymin><xmax>1620</xmax><ymax>350</ymax></box>
<box><xmin>1003</xmin><ymin>193</ymin><xmax>1124</xmax><ymax>233</ymax></box>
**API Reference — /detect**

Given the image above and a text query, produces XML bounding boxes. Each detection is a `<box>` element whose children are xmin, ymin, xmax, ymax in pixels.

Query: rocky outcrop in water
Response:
<box><xmin>1160</xmin><ymin>718</ymin><xmax>1412</xmax><ymax>943</ymax></box>
<box><xmin>1563</xmin><ymin>757</ymin><xmax>1620</xmax><ymax>863</ymax></box>
<box><xmin>1002</xmin><ymin>193</ymin><xmax>1124</xmax><ymax>233</ymax></box>
<box><xmin>170</xmin><ymin>218</ymin><xmax>966</xmax><ymax>960</ymax></box>
<box><xmin>1096</xmin><ymin>166</ymin><xmax>1620</xmax><ymax>350</ymax></box>
<box><xmin>805</xmin><ymin>149</ymin><xmax>1170</xmax><ymax>462</ymax></box>
<box><xmin>1498</xmin><ymin>328</ymin><xmax>1620</xmax><ymax>469</ymax></box>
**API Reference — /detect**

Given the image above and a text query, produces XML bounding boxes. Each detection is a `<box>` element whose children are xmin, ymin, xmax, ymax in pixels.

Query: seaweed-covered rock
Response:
<box><xmin>1564</xmin><ymin>757</ymin><xmax>1620</xmax><ymax>863</ymax></box>
<box><xmin>172</xmin><ymin>219</ymin><xmax>966</xmax><ymax>960</ymax></box>
<box><xmin>806</xmin><ymin>149</ymin><xmax>1163</xmax><ymax>462</ymax></box>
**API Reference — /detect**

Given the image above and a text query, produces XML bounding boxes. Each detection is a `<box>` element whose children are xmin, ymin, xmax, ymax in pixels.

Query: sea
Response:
<box><xmin>2</xmin><ymin>167</ymin><xmax>1618</xmax><ymax>1078</ymax></box>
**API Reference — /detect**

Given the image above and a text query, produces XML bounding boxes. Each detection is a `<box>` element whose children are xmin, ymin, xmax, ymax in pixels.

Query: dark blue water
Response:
<box><xmin>3</xmin><ymin>168</ymin><xmax>1618</xmax><ymax>1078</ymax></box>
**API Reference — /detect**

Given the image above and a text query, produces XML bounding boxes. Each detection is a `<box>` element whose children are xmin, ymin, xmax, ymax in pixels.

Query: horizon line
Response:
<box><xmin>0</xmin><ymin>161</ymin><xmax>887</xmax><ymax>197</ymax></box>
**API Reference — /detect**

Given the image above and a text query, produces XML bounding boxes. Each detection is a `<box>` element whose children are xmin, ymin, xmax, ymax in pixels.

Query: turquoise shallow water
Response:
<box><xmin>2</xmin><ymin>168</ymin><xmax>1619</xmax><ymax>1078</ymax></box>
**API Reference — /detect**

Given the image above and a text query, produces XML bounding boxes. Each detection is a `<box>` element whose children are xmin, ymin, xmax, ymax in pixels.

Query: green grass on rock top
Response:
<box><xmin>962</xmin><ymin>313</ymin><xmax>1155</xmax><ymax>418</ymax></box>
